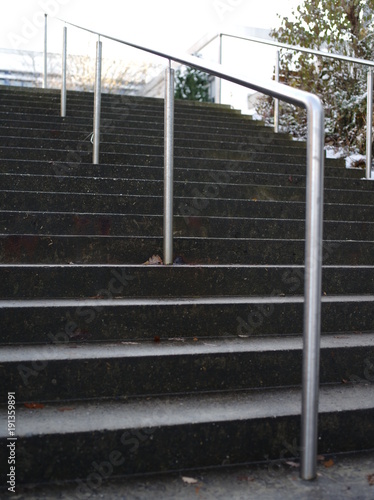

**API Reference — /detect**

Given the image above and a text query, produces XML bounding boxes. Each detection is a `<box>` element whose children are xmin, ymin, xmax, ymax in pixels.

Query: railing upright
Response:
<box><xmin>301</xmin><ymin>97</ymin><xmax>325</xmax><ymax>479</ymax></box>
<box><xmin>61</xmin><ymin>26</ymin><xmax>67</xmax><ymax>118</ymax></box>
<box><xmin>274</xmin><ymin>50</ymin><xmax>280</xmax><ymax>133</ymax></box>
<box><xmin>163</xmin><ymin>62</ymin><xmax>175</xmax><ymax>264</ymax></box>
<box><xmin>43</xmin><ymin>14</ymin><xmax>48</xmax><ymax>89</ymax></box>
<box><xmin>93</xmin><ymin>36</ymin><xmax>102</xmax><ymax>165</ymax></box>
<box><xmin>216</xmin><ymin>34</ymin><xmax>222</xmax><ymax>104</ymax></box>
<box><xmin>367</xmin><ymin>69</ymin><xmax>373</xmax><ymax>179</ymax></box>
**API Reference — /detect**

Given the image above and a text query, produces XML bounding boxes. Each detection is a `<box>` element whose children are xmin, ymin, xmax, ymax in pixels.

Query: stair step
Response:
<box><xmin>2</xmin><ymin>195</ymin><xmax>373</xmax><ymax>220</ymax></box>
<box><xmin>2</xmin><ymin>210</ymin><xmax>374</xmax><ymax>240</ymax></box>
<box><xmin>0</xmin><ymin>110</ymin><xmax>267</xmax><ymax>130</ymax></box>
<box><xmin>2</xmin><ymin>264</ymin><xmax>374</xmax><ymax>298</ymax></box>
<box><xmin>0</xmin><ymin>125</ymin><xmax>303</xmax><ymax>149</ymax></box>
<box><xmin>0</xmin><ymin>145</ymin><xmax>309</xmax><ymax>166</ymax></box>
<box><xmin>0</xmin><ymin>169</ymin><xmax>370</xmax><ymax>193</ymax></box>
<box><xmin>1</xmin><ymin>294</ymin><xmax>373</xmax><ymax>344</ymax></box>
<box><xmin>0</xmin><ymin>159</ymin><xmax>360</xmax><ymax>189</ymax></box>
<box><xmin>0</xmin><ymin>157</ymin><xmax>358</xmax><ymax>179</ymax></box>
<box><xmin>0</xmin><ymin>104</ymin><xmax>241</xmax><ymax>122</ymax></box>
<box><xmin>0</xmin><ymin>135</ymin><xmax>307</xmax><ymax>157</ymax></box>
<box><xmin>1</xmin><ymin>234</ymin><xmax>373</xmax><ymax>265</ymax></box>
<box><xmin>0</xmin><ymin>383</ymin><xmax>372</xmax><ymax>484</ymax></box>
<box><xmin>4</xmin><ymin>451</ymin><xmax>372</xmax><ymax>498</ymax></box>
<box><xmin>1</xmin><ymin>333</ymin><xmax>373</xmax><ymax>401</ymax></box>
<box><xmin>1</xmin><ymin>188</ymin><xmax>373</xmax><ymax>213</ymax></box>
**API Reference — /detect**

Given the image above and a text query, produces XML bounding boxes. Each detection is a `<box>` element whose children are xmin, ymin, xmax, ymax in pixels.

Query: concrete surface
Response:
<box><xmin>3</xmin><ymin>450</ymin><xmax>373</xmax><ymax>499</ymax></box>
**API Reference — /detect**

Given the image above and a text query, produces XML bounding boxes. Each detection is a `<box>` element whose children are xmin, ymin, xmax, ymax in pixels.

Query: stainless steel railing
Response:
<box><xmin>213</xmin><ymin>32</ymin><xmax>374</xmax><ymax>179</ymax></box>
<box><xmin>44</xmin><ymin>15</ymin><xmax>325</xmax><ymax>481</ymax></box>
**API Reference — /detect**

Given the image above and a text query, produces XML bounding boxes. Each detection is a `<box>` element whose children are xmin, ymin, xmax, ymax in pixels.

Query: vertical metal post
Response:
<box><xmin>274</xmin><ymin>50</ymin><xmax>280</xmax><ymax>133</ymax></box>
<box><xmin>300</xmin><ymin>97</ymin><xmax>325</xmax><ymax>480</ymax></box>
<box><xmin>61</xmin><ymin>26</ymin><xmax>67</xmax><ymax>117</ymax></box>
<box><xmin>366</xmin><ymin>68</ymin><xmax>373</xmax><ymax>179</ymax></box>
<box><xmin>163</xmin><ymin>61</ymin><xmax>174</xmax><ymax>265</ymax></box>
<box><xmin>215</xmin><ymin>34</ymin><xmax>222</xmax><ymax>104</ymax></box>
<box><xmin>43</xmin><ymin>14</ymin><xmax>48</xmax><ymax>89</ymax></box>
<box><xmin>93</xmin><ymin>36</ymin><xmax>102</xmax><ymax>165</ymax></box>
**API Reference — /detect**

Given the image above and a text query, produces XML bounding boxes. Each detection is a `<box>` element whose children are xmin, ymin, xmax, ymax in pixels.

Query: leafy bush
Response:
<box><xmin>257</xmin><ymin>0</ymin><xmax>374</xmax><ymax>153</ymax></box>
<box><xmin>174</xmin><ymin>66</ymin><xmax>210</xmax><ymax>102</ymax></box>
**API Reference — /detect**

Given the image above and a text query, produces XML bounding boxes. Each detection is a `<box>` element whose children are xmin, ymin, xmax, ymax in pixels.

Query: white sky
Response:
<box><xmin>0</xmin><ymin>0</ymin><xmax>300</xmax><ymax>112</ymax></box>
<box><xmin>1</xmin><ymin>0</ymin><xmax>299</xmax><ymax>56</ymax></box>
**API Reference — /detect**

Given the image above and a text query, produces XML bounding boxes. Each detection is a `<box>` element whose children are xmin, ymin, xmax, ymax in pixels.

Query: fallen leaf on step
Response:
<box><xmin>323</xmin><ymin>458</ymin><xmax>334</xmax><ymax>468</ymax></box>
<box><xmin>154</xmin><ymin>336</ymin><xmax>161</xmax><ymax>343</ymax></box>
<box><xmin>182</xmin><ymin>476</ymin><xmax>198</xmax><ymax>484</ymax></box>
<box><xmin>237</xmin><ymin>475</ymin><xmax>255</xmax><ymax>482</ymax></box>
<box><xmin>69</xmin><ymin>330</ymin><xmax>92</xmax><ymax>341</ymax></box>
<box><xmin>367</xmin><ymin>473</ymin><xmax>374</xmax><ymax>485</ymax></box>
<box><xmin>24</xmin><ymin>402</ymin><xmax>44</xmax><ymax>409</ymax></box>
<box><xmin>144</xmin><ymin>255</ymin><xmax>163</xmax><ymax>265</ymax></box>
<box><xmin>286</xmin><ymin>461</ymin><xmax>300</xmax><ymax>468</ymax></box>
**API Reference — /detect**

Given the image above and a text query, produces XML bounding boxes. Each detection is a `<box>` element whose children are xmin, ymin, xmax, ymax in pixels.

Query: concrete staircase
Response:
<box><xmin>0</xmin><ymin>86</ymin><xmax>373</xmax><ymax>489</ymax></box>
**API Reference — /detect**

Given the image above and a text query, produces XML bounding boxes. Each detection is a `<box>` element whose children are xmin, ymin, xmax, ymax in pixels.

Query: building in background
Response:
<box><xmin>1</xmin><ymin>26</ymin><xmax>277</xmax><ymax>114</ymax></box>
<box><xmin>143</xmin><ymin>26</ymin><xmax>276</xmax><ymax>115</ymax></box>
<box><xmin>0</xmin><ymin>47</ymin><xmax>159</xmax><ymax>94</ymax></box>
<box><xmin>0</xmin><ymin>48</ymin><xmax>48</xmax><ymax>87</ymax></box>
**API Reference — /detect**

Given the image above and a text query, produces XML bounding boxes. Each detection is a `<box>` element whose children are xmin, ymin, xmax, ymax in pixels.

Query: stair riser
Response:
<box><xmin>0</xmin><ymin>136</ymin><xmax>306</xmax><ymax>157</ymax></box>
<box><xmin>0</xmin><ymin>96</ymin><xmax>241</xmax><ymax>113</ymax></box>
<box><xmin>0</xmin><ymin>127</ymin><xmax>302</xmax><ymax>150</ymax></box>
<box><xmin>2</xmin><ymin>346</ymin><xmax>372</xmax><ymax>402</ymax></box>
<box><xmin>3</xmin><ymin>195</ymin><xmax>372</xmax><ymax>221</ymax></box>
<box><xmin>0</xmin><ymin>120</ymin><xmax>294</xmax><ymax>143</ymax></box>
<box><xmin>0</xmin><ymin>146</ymin><xmax>308</xmax><ymax>165</ymax></box>
<box><xmin>0</xmin><ymin>89</ymin><xmax>231</xmax><ymax>110</ymax></box>
<box><xmin>0</xmin><ymin>158</ymin><xmax>355</xmax><ymax>180</ymax></box>
<box><xmin>1</xmin><ymin>410</ymin><xmax>372</xmax><ymax>484</ymax></box>
<box><xmin>1</xmin><ymin>186</ymin><xmax>372</xmax><ymax>209</ymax></box>
<box><xmin>0</xmin><ymin>107</ymin><xmax>251</xmax><ymax>125</ymax></box>
<box><xmin>0</xmin><ymin>301</ymin><xmax>373</xmax><ymax>345</ymax></box>
<box><xmin>1</xmin><ymin>235</ymin><xmax>372</xmax><ymax>265</ymax></box>
<box><xmin>2</xmin><ymin>265</ymin><xmax>374</xmax><ymax>299</ymax></box>
<box><xmin>2</xmin><ymin>212</ymin><xmax>374</xmax><ymax>241</ymax></box>
<box><xmin>0</xmin><ymin>111</ymin><xmax>267</xmax><ymax>130</ymax></box>
<box><xmin>0</xmin><ymin>171</ymin><xmax>371</xmax><ymax>193</ymax></box>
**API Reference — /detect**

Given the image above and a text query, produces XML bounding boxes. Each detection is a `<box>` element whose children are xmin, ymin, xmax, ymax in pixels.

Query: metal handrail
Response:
<box><xmin>221</xmin><ymin>32</ymin><xmax>374</xmax><ymax>68</ymax></box>
<box><xmin>213</xmin><ymin>32</ymin><xmax>373</xmax><ymax>179</ymax></box>
<box><xmin>47</xmin><ymin>16</ymin><xmax>325</xmax><ymax>481</ymax></box>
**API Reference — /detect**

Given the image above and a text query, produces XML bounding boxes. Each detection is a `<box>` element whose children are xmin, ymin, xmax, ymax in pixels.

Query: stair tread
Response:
<box><xmin>2</xmin><ymin>294</ymin><xmax>374</xmax><ymax>308</ymax></box>
<box><xmin>1</xmin><ymin>332</ymin><xmax>373</xmax><ymax>362</ymax></box>
<box><xmin>1</xmin><ymin>384</ymin><xmax>373</xmax><ymax>438</ymax></box>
